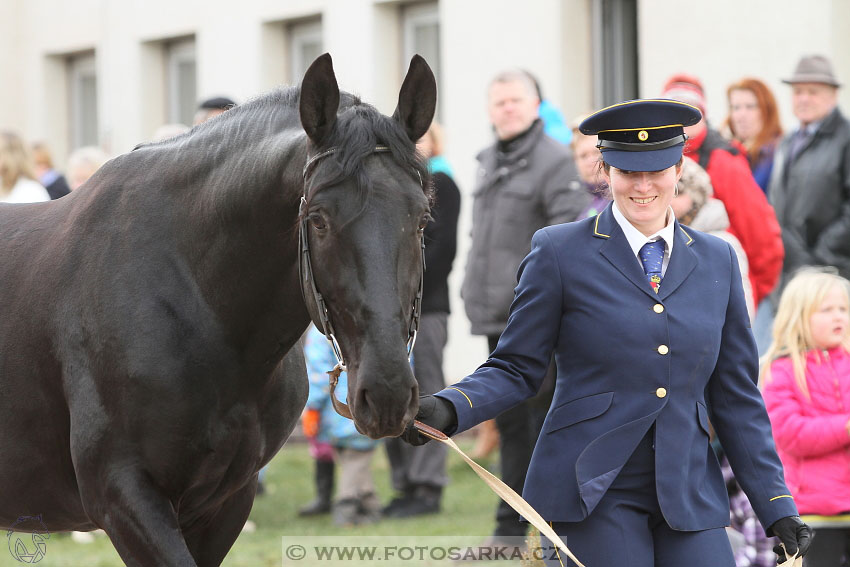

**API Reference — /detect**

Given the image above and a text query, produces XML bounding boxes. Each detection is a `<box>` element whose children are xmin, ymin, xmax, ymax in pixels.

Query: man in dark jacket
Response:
<box><xmin>769</xmin><ymin>55</ymin><xmax>850</xmax><ymax>283</ymax></box>
<box><xmin>461</xmin><ymin>69</ymin><xmax>587</xmax><ymax>549</ymax></box>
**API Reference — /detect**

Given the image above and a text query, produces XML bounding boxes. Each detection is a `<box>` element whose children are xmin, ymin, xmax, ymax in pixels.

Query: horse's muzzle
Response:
<box><xmin>349</xmin><ymin>371</ymin><xmax>419</xmax><ymax>439</ymax></box>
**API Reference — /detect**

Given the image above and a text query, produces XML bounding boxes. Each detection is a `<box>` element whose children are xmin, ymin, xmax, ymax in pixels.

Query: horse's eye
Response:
<box><xmin>418</xmin><ymin>214</ymin><xmax>433</xmax><ymax>231</ymax></box>
<box><xmin>309</xmin><ymin>214</ymin><xmax>327</xmax><ymax>231</ymax></box>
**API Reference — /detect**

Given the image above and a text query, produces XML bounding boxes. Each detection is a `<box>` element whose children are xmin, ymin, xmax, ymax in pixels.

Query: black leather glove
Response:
<box><xmin>769</xmin><ymin>515</ymin><xmax>812</xmax><ymax>561</ymax></box>
<box><xmin>399</xmin><ymin>395</ymin><xmax>457</xmax><ymax>446</ymax></box>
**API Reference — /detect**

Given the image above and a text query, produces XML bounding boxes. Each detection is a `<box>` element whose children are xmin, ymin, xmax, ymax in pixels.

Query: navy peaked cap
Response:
<box><xmin>579</xmin><ymin>99</ymin><xmax>702</xmax><ymax>171</ymax></box>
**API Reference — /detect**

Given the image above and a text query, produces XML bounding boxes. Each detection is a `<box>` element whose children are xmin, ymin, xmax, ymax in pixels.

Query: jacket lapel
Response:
<box><xmin>593</xmin><ymin>205</ymin><xmax>697</xmax><ymax>301</ymax></box>
<box><xmin>657</xmin><ymin>223</ymin><xmax>697</xmax><ymax>300</ymax></box>
<box><xmin>594</xmin><ymin>206</ymin><xmax>659</xmax><ymax>300</ymax></box>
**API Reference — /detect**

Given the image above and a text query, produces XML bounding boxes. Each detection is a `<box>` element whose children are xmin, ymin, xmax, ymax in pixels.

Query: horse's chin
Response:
<box><xmin>351</xmin><ymin>416</ymin><xmax>408</xmax><ymax>440</ymax></box>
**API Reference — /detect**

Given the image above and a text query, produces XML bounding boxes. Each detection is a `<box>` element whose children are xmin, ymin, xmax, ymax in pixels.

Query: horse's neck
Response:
<box><xmin>169</xmin><ymin>127</ymin><xmax>311</xmax><ymax>357</ymax></box>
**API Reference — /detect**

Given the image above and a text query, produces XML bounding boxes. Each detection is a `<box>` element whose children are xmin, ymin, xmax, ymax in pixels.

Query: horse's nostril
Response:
<box><xmin>357</xmin><ymin>387</ymin><xmax>372</xmax><ymax>416</ymax></box>
<box><xmin>408</xmin><ymin>385</ymin><xmax>419</xmax><ymax>413</ymax></box>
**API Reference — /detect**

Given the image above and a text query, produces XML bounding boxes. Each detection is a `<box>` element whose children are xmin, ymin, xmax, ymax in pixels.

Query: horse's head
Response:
<box><xmin>298</xmin><ymin>54</ymin><xmax>436</xmax><ymax>438</ymax></box>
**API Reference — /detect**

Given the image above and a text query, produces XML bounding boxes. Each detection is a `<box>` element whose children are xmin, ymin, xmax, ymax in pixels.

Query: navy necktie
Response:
<box><xmin>639</xmin><ymin>240</ymin><xmax>665</xmax><ymax>294</ymax></box>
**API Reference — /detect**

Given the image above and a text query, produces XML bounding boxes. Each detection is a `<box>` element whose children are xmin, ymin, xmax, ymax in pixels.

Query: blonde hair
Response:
<box><xmin>30</xmin><ymin>142</ymin><xmax>54</xmax><ymax>169</ymax></box>
<box><xmin>760</xmin><ymin>269</ymin><xmax>850</xmax><ymax>397</ymax></box>
<box><xmin>0</xmin><ymin>131</ymin><xmax>36</xmax><ymax>194</ymax></box>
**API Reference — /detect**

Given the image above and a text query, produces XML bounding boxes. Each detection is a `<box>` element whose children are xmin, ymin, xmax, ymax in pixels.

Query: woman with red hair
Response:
<box><xmin>724</xmin><ymin>78</ymin><xmax>784</xmax><ymax>194</ymax></box>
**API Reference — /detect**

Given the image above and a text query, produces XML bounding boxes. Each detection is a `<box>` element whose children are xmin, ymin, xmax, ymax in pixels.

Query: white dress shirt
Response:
<box><xmin>612</xmin><ymin>201</ymin><xmax>676</xmax><ymax>277</ymax></box>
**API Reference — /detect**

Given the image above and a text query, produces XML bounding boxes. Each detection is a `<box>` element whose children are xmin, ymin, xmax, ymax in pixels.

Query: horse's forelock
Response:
<box><xmin>305</xmin><ymin>102</ymin><xmax>431</xmax><ymax>204</ymax></box>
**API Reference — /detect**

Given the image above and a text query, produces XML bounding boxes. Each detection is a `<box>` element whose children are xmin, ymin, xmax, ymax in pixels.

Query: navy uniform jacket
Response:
<box><xmin>437</xmin><ymin>203</ymin><xmax>797</xmax><ymax>531</ymax></box>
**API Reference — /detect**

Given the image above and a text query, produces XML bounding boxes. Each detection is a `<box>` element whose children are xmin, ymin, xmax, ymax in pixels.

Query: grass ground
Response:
<box><xmin>1</xmin><ymin>439</ymin><xmax>546</xmax><ymax>567</ymax></box>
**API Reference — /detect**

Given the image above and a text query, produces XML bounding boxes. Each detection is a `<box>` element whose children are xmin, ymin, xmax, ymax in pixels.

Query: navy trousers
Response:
<box><xmin>540</xmin><ymin>428</ymin><xmax>735</xmax><ymax>567</ymax></box>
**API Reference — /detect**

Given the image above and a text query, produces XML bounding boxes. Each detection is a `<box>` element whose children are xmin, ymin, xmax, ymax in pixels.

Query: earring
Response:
<box><xmin>674</xmin><ymin>183</ymin><xmax>679</xmax><ymax>196</ymax></box>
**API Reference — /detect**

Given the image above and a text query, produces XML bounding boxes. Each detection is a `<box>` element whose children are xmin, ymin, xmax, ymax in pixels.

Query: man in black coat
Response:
<box><xmin>769</xmin><ymin>54</ymin><xmax>850</xmax><ymax>283</ymax></box>
<box><xmin>383</xmin><ymin>123</ymin><xmax>461</xmax><ymax>518</ymax></box>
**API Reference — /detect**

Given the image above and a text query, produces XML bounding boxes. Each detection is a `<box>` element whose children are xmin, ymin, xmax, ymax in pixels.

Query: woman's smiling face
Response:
<box><xmin>603</xmin><ymin>162</ymin><xmax>683</xmax><ymax>236</ymax></box>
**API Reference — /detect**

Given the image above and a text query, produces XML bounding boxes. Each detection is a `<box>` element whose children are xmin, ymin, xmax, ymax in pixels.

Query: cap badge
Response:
<box><xmin>638</xmin><ymin>130</ymin><xmax>649</xmax><ymax>141</ymax></box>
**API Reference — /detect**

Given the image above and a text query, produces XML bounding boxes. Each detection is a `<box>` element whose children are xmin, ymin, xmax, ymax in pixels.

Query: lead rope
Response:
<box><xmin>326</xmin><ymin>374</ymin><xmax>585</xmax><ymax>567</ymax></box>
<box><xmin>328</xmin><ymin>364</ymin><xmax>584</xmax><ymax>567</ymax></box>
<box><xmin>777</xmin><ymin>546</ymin><xmax>802</xmax><ymax>567</ymax></box>
<box><xmin>414</xmin><ymin>421</ymin><xmax>586</xmax><ymax>567</ymax></box>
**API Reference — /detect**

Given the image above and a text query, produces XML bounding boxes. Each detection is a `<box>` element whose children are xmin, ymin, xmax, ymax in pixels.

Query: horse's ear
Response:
<box><xmin>393</xmin><ymin>55</ymin><xmax>437</xmax><ymax>143</ymax></box>
<box><xmin>299</xmin><ymin>53</ymin><xmax>340</xmax><ymax>145</ymax></box>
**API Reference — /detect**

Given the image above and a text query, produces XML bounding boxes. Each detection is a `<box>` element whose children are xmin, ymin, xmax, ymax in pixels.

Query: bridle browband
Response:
<box><xmin>298</xmin><ymin>145</ymin><xmax>425</xmax><ymax>375</ymax></box>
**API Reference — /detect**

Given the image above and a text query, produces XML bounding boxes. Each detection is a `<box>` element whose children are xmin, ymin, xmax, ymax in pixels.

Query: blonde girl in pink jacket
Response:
<box><xmin>762</xmin><ymin>269</ymin><xmax>850</xmax><ymax>567</ymax></box>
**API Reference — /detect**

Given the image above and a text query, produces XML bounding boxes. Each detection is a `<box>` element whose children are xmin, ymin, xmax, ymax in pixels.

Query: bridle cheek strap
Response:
<box><xmin>298</xmin><ymin>144</ymin><xmax>424</xmax><ymax>377</ymax></box>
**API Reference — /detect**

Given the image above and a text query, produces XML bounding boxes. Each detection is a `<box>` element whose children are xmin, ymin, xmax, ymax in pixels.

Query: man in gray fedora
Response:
<box><xmin>769</xmin><ymin>54</ymin><xmax>850</xmax><ymax>285</ymax></box>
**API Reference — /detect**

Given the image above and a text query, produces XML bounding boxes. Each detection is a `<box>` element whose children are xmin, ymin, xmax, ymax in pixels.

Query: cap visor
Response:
<box><xmin>601</xmin><ymin>144</ymin><xmax>684</xmax><ymax>172</ymax></box>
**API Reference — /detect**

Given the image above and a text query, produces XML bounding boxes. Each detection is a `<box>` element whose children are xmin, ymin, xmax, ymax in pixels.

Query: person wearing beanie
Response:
<box><xmin>661</xmin><ymin>74</ymin><xmax>783</xmax><ymax>313</ymax></box>
<box><xmin>768</xmin><ymin>54</ymin><xmax>850</xmax><ymax>288</ymax></box>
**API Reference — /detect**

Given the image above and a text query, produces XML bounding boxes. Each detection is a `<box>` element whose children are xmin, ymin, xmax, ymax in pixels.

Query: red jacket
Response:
<box><xmin>685</xmin><ymin>129</ymin><xmax>783</xmax><ymax>304</ymax></box>
<box><xmin>763</xmin><ymin>347</ymin><xmax>850</xmax><ymax>515</ymax></box>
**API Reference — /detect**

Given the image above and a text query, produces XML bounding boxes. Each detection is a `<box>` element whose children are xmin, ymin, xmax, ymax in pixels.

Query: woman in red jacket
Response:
<box><xmin>762</xmin><ymin>268</ymin><xmax>850</xmax><ymax>566</ymax></box>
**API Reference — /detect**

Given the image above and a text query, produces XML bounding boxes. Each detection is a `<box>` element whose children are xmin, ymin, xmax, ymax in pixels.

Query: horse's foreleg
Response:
<box><xmin>80</xmin><ymin>468</ymin><xmax>199</xmax><ymax>567</ymax></box>
<box><xmin>183</xmin><ymin>477</ymin><xmax>258</xmax><ymax>567</ymax></box>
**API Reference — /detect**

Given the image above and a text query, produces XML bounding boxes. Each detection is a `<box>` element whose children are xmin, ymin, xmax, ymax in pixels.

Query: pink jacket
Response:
<box><xmin>763</xmin><ymin>347</ymin><xmax>850</xmax><ymax>515</ymax></box>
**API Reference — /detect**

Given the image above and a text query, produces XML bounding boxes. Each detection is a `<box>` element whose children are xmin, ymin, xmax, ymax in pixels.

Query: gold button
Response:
<box><xmin>657</xmin><ymin>344</ymin><xmax>669</xmax><ymax>355</ymax></box>
<box><xmin>656</xmin><ymin>387</ymin><xmax>667</xmax><ymax>398</ymax></box>
<box><xmin>653</xmin><ymin>304</ymin><xmax>664</xmax><ymax>313</ymax></box>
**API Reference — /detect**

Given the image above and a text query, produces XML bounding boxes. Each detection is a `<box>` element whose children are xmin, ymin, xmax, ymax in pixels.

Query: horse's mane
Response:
<box><xmin>139</xmin><ymin>87</ymin><xmax>429</xmax><ymax>195</ymax></box>
<box><xmin>130</xmin><ymin>86</ymin><xmax>432</xmax><ymax>222</ymax></box>
<box><xmin>136</xmin><ymin>87</ymin><xmax>302</xmax><ymax>150</ymax></box>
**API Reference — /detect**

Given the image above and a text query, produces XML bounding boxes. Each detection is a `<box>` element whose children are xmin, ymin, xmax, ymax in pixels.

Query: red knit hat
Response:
<box><xmin>661</xmin><ymin>73</ymin><xmax>707</xmax><ymax>116</ymax></box>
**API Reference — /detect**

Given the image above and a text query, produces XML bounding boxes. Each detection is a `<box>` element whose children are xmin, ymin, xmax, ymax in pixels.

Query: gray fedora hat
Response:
<box><xmin>782</xmin><ymin>54</ymin><xmax>842</xmax><ymax>87</ymax></box>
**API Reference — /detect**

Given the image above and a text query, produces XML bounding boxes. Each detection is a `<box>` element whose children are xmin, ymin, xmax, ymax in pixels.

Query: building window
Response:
<box><xmin>166</xmin><ymin>39</ymin><xmax>197</xmax><ymax>127</ymax></box>
<box><xmin>401</xmin><ymin>2</ymin><xmax>440</xmax><ymax>117</ymax></box>
<box><xmin>289</xmin><ymin>19</ymin><xmax>323</xmax><ymax>82</ymax></box>
<box><xmin>68</xmin><ymin>53</ymin><xmax>98</xmax><ymax>149</ymax></box>
<box><xmin>592</xmin><ymin>0</ymin><xmax>638</xmax><ymax>107</ymax></box>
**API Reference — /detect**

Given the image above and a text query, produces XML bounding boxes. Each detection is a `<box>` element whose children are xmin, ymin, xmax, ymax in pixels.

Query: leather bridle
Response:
<box><xmin>298</xmin><ymin>146</ymin><xmax>425</xmax><ymax>417</ymax></box>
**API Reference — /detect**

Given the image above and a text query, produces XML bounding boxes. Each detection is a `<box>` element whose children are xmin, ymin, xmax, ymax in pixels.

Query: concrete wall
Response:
<box><xmin>639</xmin><ymin>0</ymin><xmax>850</xmax><ymax>132</ymax></box>
<box><xmin>1</xmin><ymin>0</ymin><xmax>848</xmax><ymax>383</ymax></box>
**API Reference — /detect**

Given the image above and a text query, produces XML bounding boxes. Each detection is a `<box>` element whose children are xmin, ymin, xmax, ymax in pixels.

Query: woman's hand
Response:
<box><xmin>769</xmin><ymin>516</ymin><xmax>812</xmax><ymax>562</ymax></box>
<box><xmin>399</xmin><ymin>395</ymin><xmax>457</xmax><ymax>446</ymax></box>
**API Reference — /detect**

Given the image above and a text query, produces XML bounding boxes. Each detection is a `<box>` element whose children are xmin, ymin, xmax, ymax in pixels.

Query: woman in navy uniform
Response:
<box><xmin>404</xmin><ymin>100</ymin><xmax>812</xmax><ymax>566</ymax></box>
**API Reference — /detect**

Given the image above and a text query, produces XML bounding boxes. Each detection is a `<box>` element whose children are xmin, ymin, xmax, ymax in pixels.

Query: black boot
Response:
<box><xmin>298</xmin><ymin>459</ymin><xmax>335</xmax><ymax>516</ymax></box>
<box><xmin>382</xmin><ymin>486</ymin><xmax>415</xmax><ymax>516</ymax></box>
<box><xmin>384</xmin><ymin>484</ymin><xmax>442</xmax><ymax>518</ymax></box>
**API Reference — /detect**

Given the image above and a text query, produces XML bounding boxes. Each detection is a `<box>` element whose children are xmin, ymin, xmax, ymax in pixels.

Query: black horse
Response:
<box><xmin>0</xmin><ymin>53</ymin><xmax>436</xmax><ymax>565</ymax></box>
